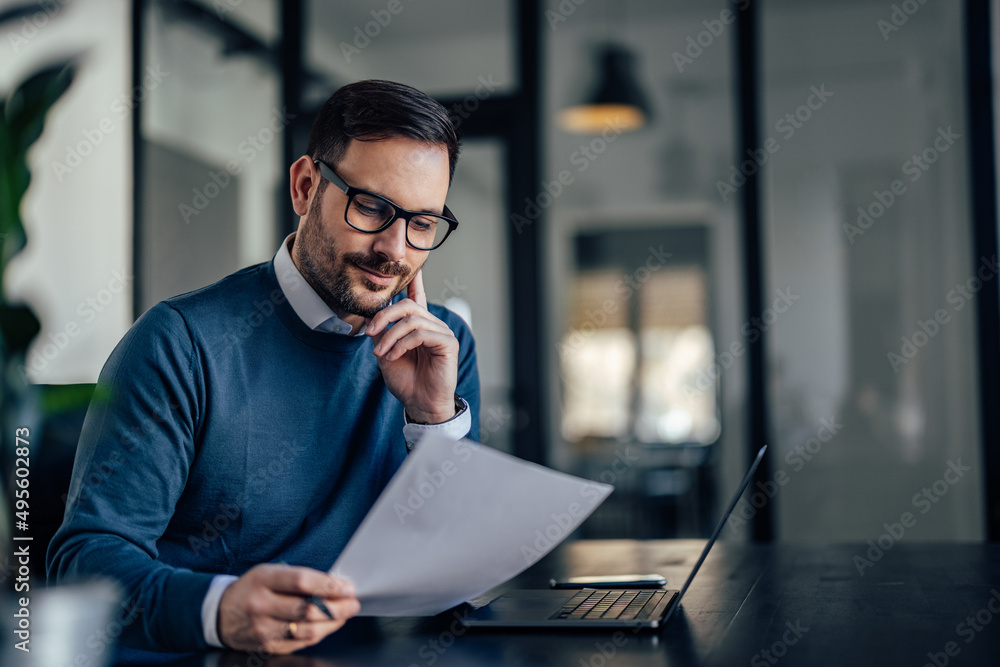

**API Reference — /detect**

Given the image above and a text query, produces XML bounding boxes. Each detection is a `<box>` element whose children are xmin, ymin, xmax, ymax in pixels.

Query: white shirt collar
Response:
<box><xmin>273</xmin><ymin>233</ymin><xmax>363</xmax><ymax>336</ymax></box>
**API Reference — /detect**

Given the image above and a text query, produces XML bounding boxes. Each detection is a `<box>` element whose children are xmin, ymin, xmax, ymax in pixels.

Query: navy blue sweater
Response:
<box><xmin>45</xmin><ymin>259</ymin><xmax>480</xmax><ymax>652</ymax></box>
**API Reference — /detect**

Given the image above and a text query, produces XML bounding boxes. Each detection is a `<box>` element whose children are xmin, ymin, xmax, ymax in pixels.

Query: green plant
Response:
<box><xmin>1</xmin><ymin>60</ymin><xmax>76</xmax><ymax>376</ymax></box>
<box><xmin>0</xmin><ymin>60</ymin><xmax>76</xmax><ymax>547</ymax></box>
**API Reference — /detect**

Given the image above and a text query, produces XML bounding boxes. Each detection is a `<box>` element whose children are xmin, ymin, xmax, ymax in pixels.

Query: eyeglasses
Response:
<box><xmin>313</xmin><ymin>159</ymin><xmax>459</xmax><ymax>251</ymax></box>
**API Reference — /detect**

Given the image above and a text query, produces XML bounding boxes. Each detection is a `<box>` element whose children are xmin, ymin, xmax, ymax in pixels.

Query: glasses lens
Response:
<box><xmin>348</xmin><ymin>193</ymin><xmax>394</xmax><ymax>231</ymax></box>
<box><xmin>407</xmin><ymin>214</ymin><xmax>452</xmax><ymax>250</ymax></box>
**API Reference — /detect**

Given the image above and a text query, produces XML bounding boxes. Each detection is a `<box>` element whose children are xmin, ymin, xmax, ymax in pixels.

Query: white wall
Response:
<box><xmin>3</xmin><ymin>0</ymin><xmax>132</xmax><ymax>384</ymax></box>
<box><xmin>142</xmin><ymin>0</ymin><xmax>282</xmax><ymax>288</ymax></box>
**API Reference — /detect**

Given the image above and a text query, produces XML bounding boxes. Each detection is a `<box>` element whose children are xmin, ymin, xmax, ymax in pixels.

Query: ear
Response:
<box><xmin>290</xmin><ymin>156</ymin><xmax>319</xmax><ymax>217</ymax></box>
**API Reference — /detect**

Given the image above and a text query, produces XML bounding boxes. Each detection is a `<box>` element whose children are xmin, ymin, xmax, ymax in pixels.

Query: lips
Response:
<box><xmin>354</xmin><ymin>263</ymin><xmax>396</xmax><ymax>287</ymax></box>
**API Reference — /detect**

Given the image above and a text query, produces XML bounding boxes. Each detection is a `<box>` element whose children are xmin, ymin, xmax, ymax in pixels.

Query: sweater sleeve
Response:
<box><xmin>46</xmin><ymin>302</ymin><xmax>214</xmax><ymax>652</ymax></box>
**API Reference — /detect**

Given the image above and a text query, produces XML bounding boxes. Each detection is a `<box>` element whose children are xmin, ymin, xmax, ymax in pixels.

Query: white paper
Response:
<box><xmin>329</xmin><ymin>433</ymin><xmax>613</xmax><ymax>616</ymax></box>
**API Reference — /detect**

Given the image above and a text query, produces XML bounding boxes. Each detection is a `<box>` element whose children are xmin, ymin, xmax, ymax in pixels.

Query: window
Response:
<box><xmin>559</xmin><ymin>228</ymin><xmax>719</xmax><ymax>447</ymax></box>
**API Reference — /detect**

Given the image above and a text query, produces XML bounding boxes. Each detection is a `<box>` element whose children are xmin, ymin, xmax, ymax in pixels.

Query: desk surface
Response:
<box><xmin>125</xmin><ymin>540</ymin><xmax>1000</xmax><ymax>667</ymax></box>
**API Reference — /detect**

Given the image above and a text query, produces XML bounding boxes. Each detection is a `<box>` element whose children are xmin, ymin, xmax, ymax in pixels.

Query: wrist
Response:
<box><xmin>405</xmin><ymin>394</ymin><xmax>464</xmax><ymax>425</ymax></box>
<box><xmin>206</xmin><ymin>575</ymin><xmax>239</xmax><ymax>649</ymax></box>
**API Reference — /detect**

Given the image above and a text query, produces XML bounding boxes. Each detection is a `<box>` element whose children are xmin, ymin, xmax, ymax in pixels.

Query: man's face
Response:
<box><xmin>294</xmin><ymin>136</ymin><xmax>450</xmax><ymax>319</ymax></box>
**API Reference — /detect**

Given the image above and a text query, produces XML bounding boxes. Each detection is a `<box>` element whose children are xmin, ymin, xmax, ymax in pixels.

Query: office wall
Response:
<box><xmin>140</xmin><ymin>0</ymin><xmax>281</xmax><ymax>311</ymax></box>
<box><xmin>3</xmin><ymin>0</ymin><xmax>132</xmax><ymax>385</ymax></box>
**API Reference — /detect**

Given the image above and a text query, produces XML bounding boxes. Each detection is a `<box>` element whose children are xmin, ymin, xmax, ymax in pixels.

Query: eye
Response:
<box><xmin>410</xmin><ymin>217</ymin><xmax>438</xmax><ymax>232</ymax></box>
<box><xmin>353</xmin><ymin>195</ymin><xmax>391</xmax><ymax>218</ymax></box>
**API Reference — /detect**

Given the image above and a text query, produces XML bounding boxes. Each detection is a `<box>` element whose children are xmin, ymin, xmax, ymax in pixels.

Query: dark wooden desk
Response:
<box><xmin>126</xmin><ymin>540</ymin><xmax>1000</xmax><ymax>667</ymax></box>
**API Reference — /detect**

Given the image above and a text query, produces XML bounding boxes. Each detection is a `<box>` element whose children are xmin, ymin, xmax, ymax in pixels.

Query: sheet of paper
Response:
<box><xmin>329</xmin><ymin>433</ymin><xmax>612</xmax><ymax>616</ymax></box>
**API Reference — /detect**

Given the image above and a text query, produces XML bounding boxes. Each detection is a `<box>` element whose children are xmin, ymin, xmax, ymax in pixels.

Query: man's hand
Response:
<box><xmin>366</xmin><ymin>269</ymin><xmax>460</xmax><ymax>423</ymax></box>
<box><xmin>218</xmin><ymin>564</ymin><xmax>360</xmax><ymax>654</ymax></box>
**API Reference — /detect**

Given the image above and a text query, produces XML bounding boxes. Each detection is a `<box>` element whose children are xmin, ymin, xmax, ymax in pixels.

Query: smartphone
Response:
<box><xmin>549</xmin><ymin>574</ymin><xmax>667</xmax><ymax>589</ymax></box>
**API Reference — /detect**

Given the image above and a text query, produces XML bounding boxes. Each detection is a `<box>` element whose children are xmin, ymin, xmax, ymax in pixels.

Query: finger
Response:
<box><xmin>262</xmin><ymin>621</ymin><xmax>339</xmax><ymax>654</ymax></box>
<box><xmin>379</xmin><ymin>328</ymin><xmax>457</xmax><ymax>362</ymax></box>
<box><xmin>266</xmin><ymin>591</ymin><xmax>353</xmax><ymax>623</ymax></box>
<box><xmin>254</xmin><ymin>606</ymin><xmax>358</xmax><ymax>655</ymax></box>
<box><xmin>373</xmin><ymin>314</ymin><xmax>453</xmax><ymax>357</ymax></box>
<box><xmin>408</xmin><ymin>268</ymin><xmax>427</xmax><ymax>309</ymax></box>
<box><xmin>268</xmin><ymin>593</ymin><xmax>361</xmax><ymax>625</ymax></box>
<box><xmin>318</xmin><ymin>596</ymin><xmax>363</xmax><ymax>621</ymax></box>
<box><xmin>278</xmin><ymin>615</ymin><xmax>357</xmax><ymax>647</ymax></box>
<box><xmin>261</xmin><ymin>565</ymin><xmax>354</xmax><ymax>599</ymax></box>
<box><xmin>367</xmin><ymin>296</ymin><xmax>445</xmax><ymax>336</ymax></box>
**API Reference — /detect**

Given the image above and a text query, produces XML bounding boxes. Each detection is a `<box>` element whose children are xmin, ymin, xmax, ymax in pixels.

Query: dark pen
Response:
<box><xmin>304</xmin><ymin>594</ymin><xmax>335</xmax><ymax>620</ymax></box>
<box><xmin>277</xmin><ymin>561</ymin><xmax>336</xmax><ymax>620</ymax></box>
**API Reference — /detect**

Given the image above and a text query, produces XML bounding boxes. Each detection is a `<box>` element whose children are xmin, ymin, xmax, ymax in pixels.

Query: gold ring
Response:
<box><xmin>285</xmin><ymin>621</ymin><xmax>297</xmax><ymax>640</ymax></box>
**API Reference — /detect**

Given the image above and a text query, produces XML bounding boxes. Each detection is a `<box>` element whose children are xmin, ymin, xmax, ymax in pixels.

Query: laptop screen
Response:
<box><xmin>663</xmin><ymin>445</ymin><xmax>768</xmax><ymax>623</ymax></box>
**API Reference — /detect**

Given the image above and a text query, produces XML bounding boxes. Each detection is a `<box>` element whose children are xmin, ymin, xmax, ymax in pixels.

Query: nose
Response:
<box><xmin>371</xmin><ymin>215</ymin><xmax>409</xmax><ymax>262</ymax></box>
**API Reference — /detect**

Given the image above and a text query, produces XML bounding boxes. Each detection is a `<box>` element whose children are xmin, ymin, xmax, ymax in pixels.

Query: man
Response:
<box><xmin>46</xmin><ymin>80</ymin><xmax>480</xmax><ymax>656</ymax></box>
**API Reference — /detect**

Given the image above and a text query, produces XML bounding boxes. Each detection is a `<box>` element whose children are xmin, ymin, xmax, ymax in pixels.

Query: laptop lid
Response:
<box><xmin>661</xmin><ymin>444</ymin><xmax>767</xmax><ymax>624</ymax></box>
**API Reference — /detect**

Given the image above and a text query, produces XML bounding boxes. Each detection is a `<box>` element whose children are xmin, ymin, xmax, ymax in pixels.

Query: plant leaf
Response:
<box><xmin>0</xmin><ymin>302</ymin><xmax>41</xmax><ymax>356</ymax></box>
<box><xmin>0</xmin><ymin>59</ymin><xmax>76</xmax><ymax>287</ymax></box>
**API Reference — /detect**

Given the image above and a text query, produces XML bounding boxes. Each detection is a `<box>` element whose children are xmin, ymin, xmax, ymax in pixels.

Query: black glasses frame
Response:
<box><xmin>313</xmin><ymin>159</ymin><xmax>459</xmax><ymax>251</ymax></box>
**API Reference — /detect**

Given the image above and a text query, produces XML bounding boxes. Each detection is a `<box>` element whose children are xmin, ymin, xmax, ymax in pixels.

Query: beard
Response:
<box><xmin>295</xmin><ymin>187</ymin><xmax>413</xmax><ymax>319</ymax></box>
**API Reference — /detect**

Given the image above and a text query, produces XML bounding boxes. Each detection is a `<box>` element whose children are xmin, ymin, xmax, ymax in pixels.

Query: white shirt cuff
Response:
<box><xmin>402</xmin><ymin>397</ymin><xmax>471</xmax><ymax>451</ymax></box>
<box><xmin>202</xmin><ymin>574</ymin><xmax>239</xmax><ymax>648</ymax></box>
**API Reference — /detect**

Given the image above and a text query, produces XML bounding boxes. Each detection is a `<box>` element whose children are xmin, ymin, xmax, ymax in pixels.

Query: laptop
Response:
<box><xmin>460</xmin><ymin>445</ymin><xmax>767</xmax><ymax>629</ymax></box>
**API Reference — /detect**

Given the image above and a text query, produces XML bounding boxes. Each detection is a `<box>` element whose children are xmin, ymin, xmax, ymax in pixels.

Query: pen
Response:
<box><xmin>304</xmin><ymin>594</ymin><xmax>335</xmax><ymax>620</ymax></box>
<box><xmin>276</xmin><ymin>561</ymin><xmax>336</xmax><ymax>620</ymax></box>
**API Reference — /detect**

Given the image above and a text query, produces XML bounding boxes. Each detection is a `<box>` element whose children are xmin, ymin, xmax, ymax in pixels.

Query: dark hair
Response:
<box><xmin>306</xmin><ymin>79</ymin><xmax>461</xmax><ymax>183</ymax></box>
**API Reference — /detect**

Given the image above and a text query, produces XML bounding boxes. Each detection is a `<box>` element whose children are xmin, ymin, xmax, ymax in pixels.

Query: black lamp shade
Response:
<box><xmin>560</xmin><ymin>44</ymin><xmax>651</xmax><ymax>133</ymax></box>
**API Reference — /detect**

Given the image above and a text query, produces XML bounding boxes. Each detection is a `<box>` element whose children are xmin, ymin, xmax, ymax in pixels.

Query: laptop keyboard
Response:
<box><xmin>548</xmin><ymin>590</ymin><xmax>666</xmax><ymax>621</ymax></box>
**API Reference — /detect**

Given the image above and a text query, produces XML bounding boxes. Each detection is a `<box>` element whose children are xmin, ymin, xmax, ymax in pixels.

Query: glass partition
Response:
<box><xmin>760</xmin><ymin>0</ymin><xmax>982</xmax><ymax>540</ymax></box>
<box><xmin>543</xmin><ymin>0</ymin><xmax>746</xmax><ymax>538</ymax></box>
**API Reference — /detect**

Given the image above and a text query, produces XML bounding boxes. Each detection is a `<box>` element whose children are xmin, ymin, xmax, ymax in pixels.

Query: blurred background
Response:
<box><xmin>2</xmin><ymin>0</ymin><xmax>999</xmax><ymax>604</ymax></box>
